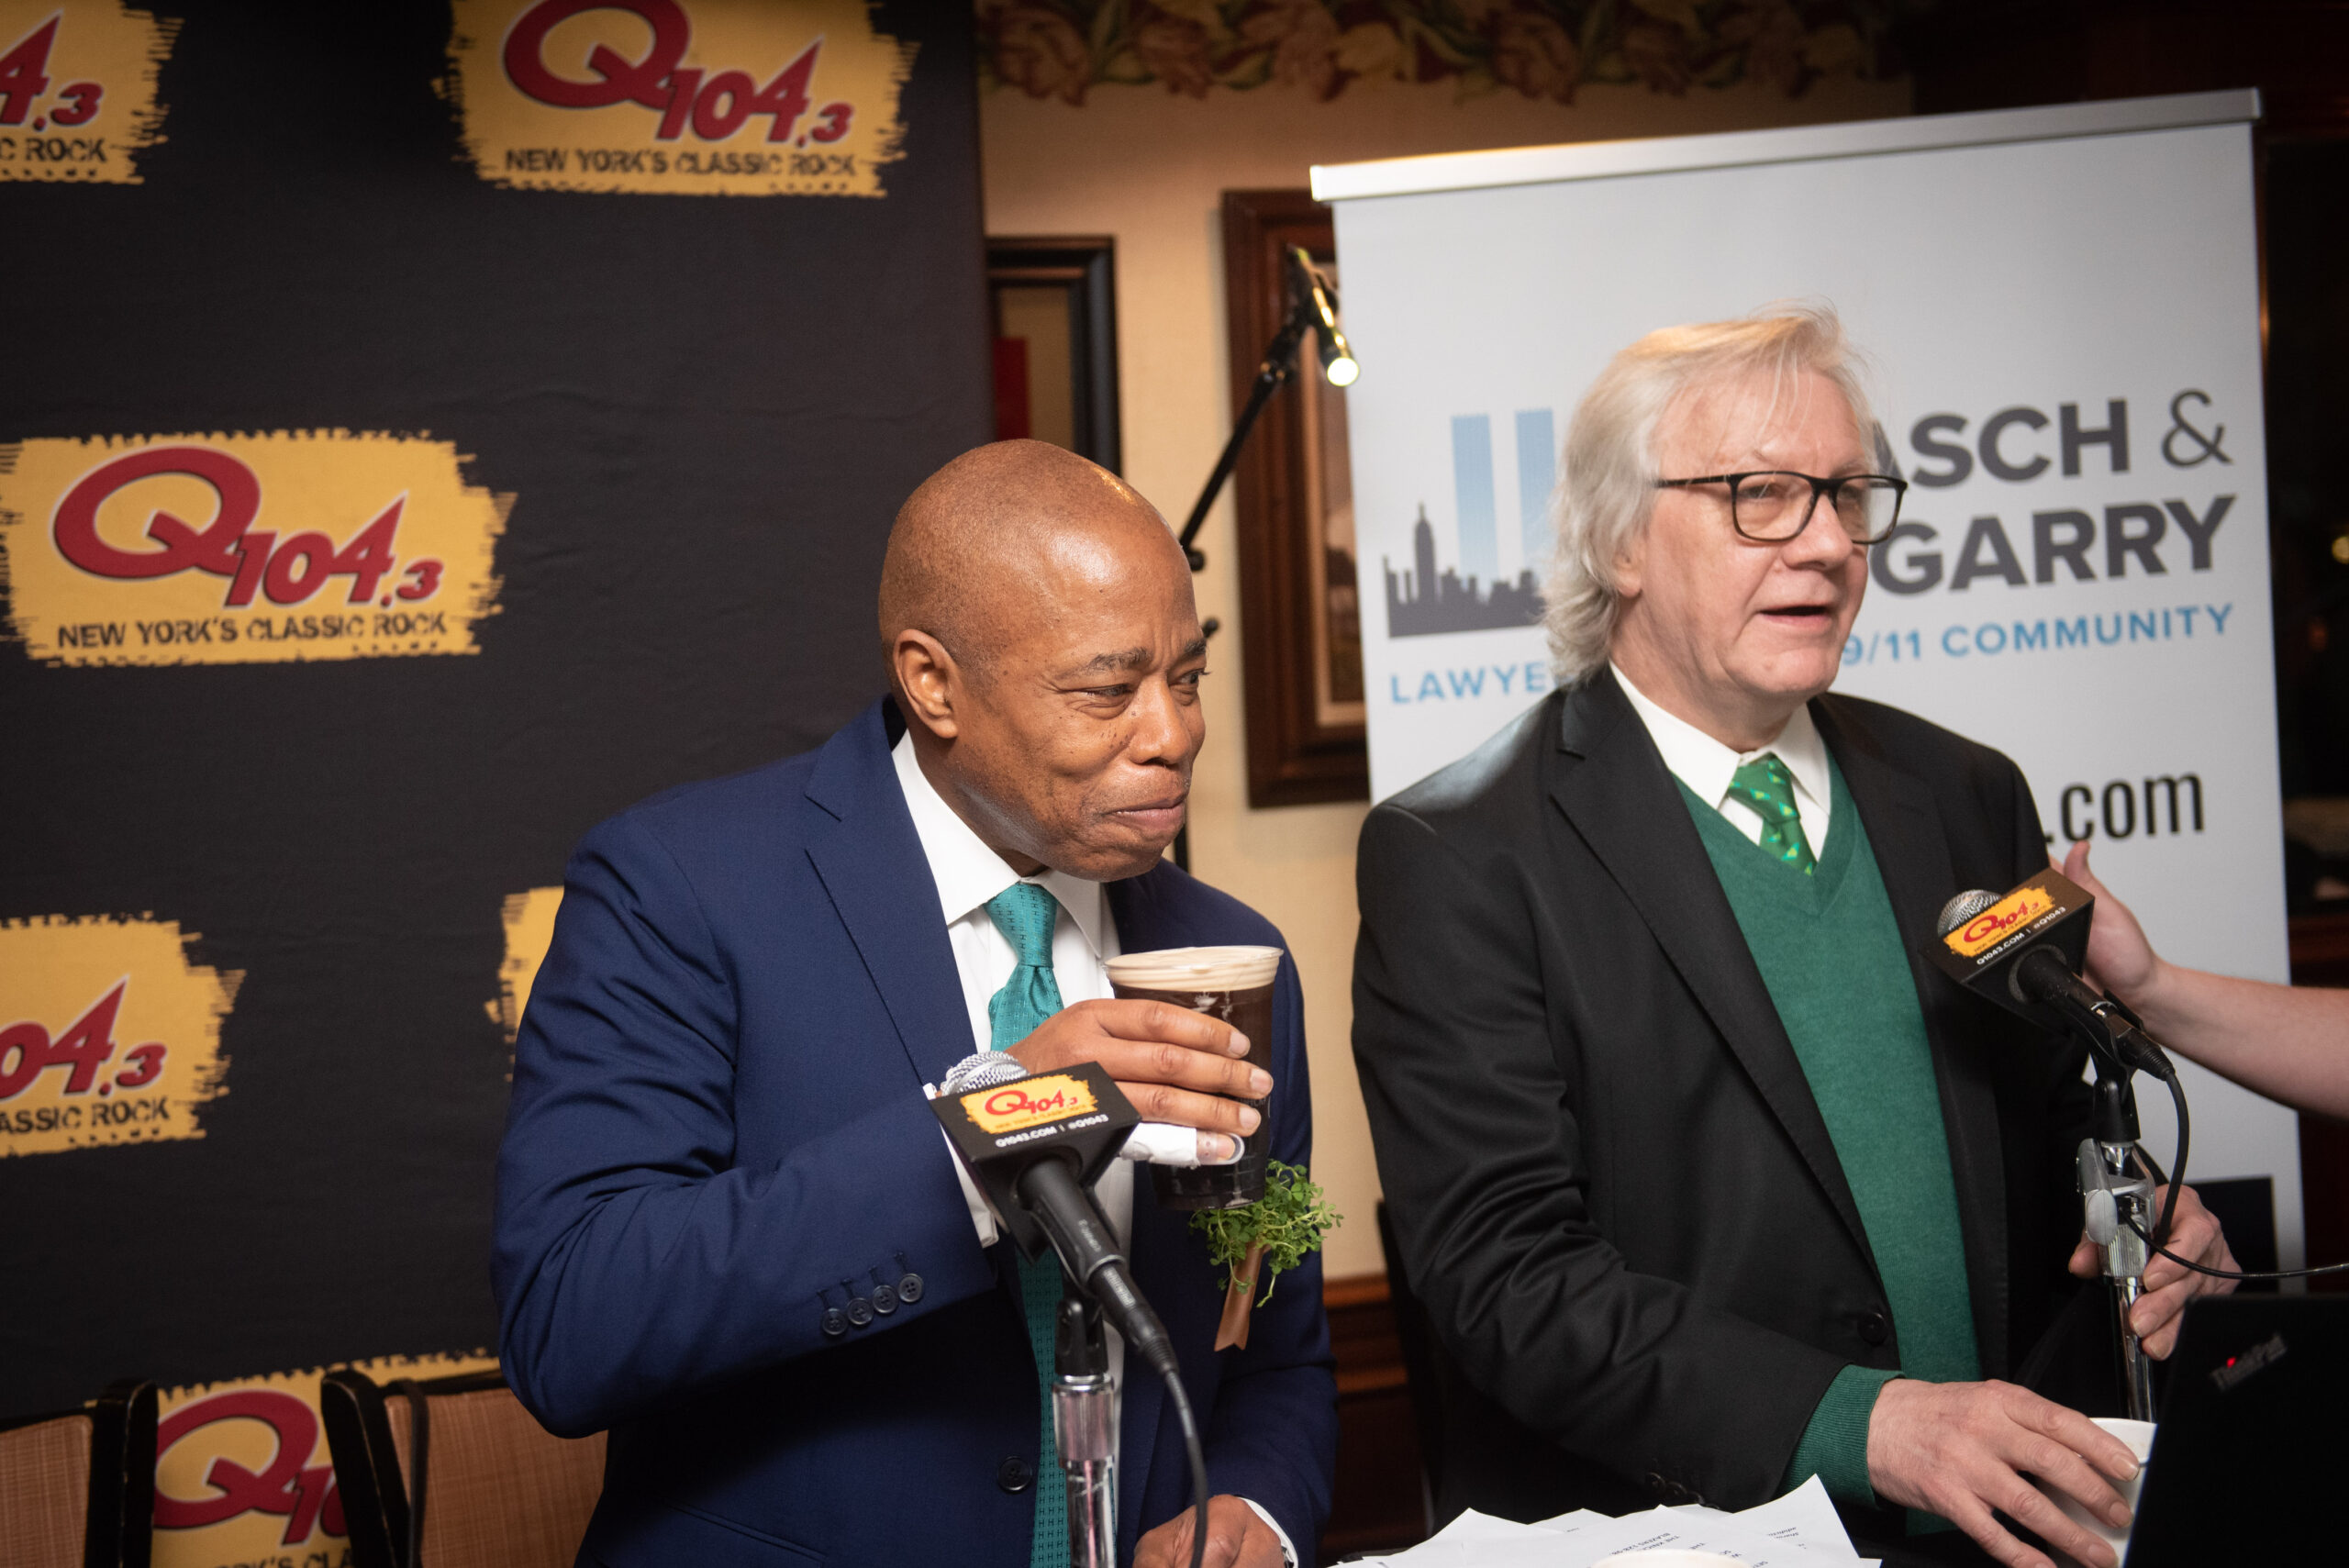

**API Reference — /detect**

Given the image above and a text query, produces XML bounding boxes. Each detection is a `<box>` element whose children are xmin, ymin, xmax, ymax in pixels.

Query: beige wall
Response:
<box><xmin>981</xmin><ymin>73</ymin><xmax>1910</xmax><ymax>1279</ymax></box>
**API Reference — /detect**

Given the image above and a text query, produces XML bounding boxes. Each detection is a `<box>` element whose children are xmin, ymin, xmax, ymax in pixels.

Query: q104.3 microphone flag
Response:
<box><xmin>932</xmin><ymin>1060</ymin><xmax>1139</xmax><ymax>1263</ymax></box>
<box><xmin>1924</xmin><ymin>866</ymin><xmax>2097</xmax><ymax>1024</ymax></box>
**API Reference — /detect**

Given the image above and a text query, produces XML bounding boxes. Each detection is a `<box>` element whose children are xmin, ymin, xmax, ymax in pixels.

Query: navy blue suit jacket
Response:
<box><xmin>494</xmin><ymin>700</ymin><xmax>1337</xmax><ymax>1566</ymax></box>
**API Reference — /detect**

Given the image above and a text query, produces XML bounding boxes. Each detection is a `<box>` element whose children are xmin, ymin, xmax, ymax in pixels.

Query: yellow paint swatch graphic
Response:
<box><xmin>0</xmin><ymin>915</ymin><xmax>238</xmax><ymax>1158</ymax></box>
<box><xmin>448</xmin><ymin>0</ymin><xmax>912</xmax><ymax>196</ymax></box>
<box><xmin>0</xmin><ymin>1</ymin><xmax>174</xmax><ymax>183</ymax></box>
<box><xmin>154</xmin><ymin>1351</ymin><xmax>500</xmax><ymax>1565</ymax></box>
<box><xmin>487</xmin><ymin>884</ymin><xmax>563</xmax><ymax>1047</ymax></box>
<box><xmin>0</xmin><ymin>430</ymin><xmax>510</xmax><ymax>666</ymax></box>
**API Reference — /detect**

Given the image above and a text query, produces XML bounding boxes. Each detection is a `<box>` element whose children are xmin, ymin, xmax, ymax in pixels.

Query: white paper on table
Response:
<box><xmin>1364</xmin><ymin>1476</ymin><xmax>1870</xmax><ymax>1568</ymax></box>
<box><xmin>1530</xmin><ymin>1508</ymin><xmax>1610</xmax><ymax>1532</ymax></box>
<box><xmin>1669</xmin><ymin>1476</ymin><xmax>1862</xmax><ymax>1562</ymax></box>
<box><xmin>1363</xmin><ymin>1507</ymin><xmax>1563</xmax><ymax>1565</ymax></box>
<box><xmin>1545</xmin><ymin>1507</ymin><xmax>1837</xmax><ymax>1566</ymax></box>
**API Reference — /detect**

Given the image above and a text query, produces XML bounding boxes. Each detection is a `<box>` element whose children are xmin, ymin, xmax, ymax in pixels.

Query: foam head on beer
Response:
<box><xmin>1103</xmin><ymin>945</ymin><xmax>1282</xmax><ymax>994</ymax></box>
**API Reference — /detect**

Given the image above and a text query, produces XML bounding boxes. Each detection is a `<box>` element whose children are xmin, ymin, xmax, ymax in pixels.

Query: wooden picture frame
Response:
<box><xmin>986</xmin><ymin>237</ymin><xmax>1121</xmax><ymax>474</ymax></box>
<box><xmin>1224</xmin><ymin>189</ymin><xmax>1369</xmax><ymax>807</ymax></box>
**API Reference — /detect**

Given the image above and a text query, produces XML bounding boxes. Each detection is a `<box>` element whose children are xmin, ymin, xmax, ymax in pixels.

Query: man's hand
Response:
<box><xmin>1011</xmin><ymin>998</ymin><xmax>1269</xmax><ymax>1140</ymax></box>
<box><xmin>1867</xmin><ymin>1378</ymin><xmax>2140</xmax><ymax>1568</ymax></box>
<box><xmin>1135</xmin><ymin>1496</ymin><xmax>1286</xmax><ymax>1568</ymax></box>
<box><xmin>2068</xmin><ymin>1182</ymin><xmax>2238</xmax><ymax>1356</ymax></box>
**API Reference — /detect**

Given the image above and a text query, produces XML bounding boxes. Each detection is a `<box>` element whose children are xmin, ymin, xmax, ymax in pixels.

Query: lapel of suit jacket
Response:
<box><xmin>1810</xmin><ymin>695</ymin><xmax>2011</xmax><ymax>1373</ymax></box>
<box><xmin>801</xmin><ymin>699</ymin><xmax>975</xmax><ymax>1091</ymax></box>
<box><xmin>1104</xmin><ymin>871</ymin><xmax>1172</xmax><ymax>1558</ymax></box>
<box><xmin>1549</xmin><ymin>671</ymin><xmax>1876</xmax><ymax>1273</ymax></box>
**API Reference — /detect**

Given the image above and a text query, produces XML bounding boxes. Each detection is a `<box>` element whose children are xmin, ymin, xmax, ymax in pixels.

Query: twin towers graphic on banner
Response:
<box><xmin>1386</xmin><ymin>409</ymin><xmax>1556</xmax><ymax>638</ymax></box>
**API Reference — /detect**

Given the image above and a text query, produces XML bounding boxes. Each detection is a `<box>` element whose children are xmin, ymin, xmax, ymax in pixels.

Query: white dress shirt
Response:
<box><xmin>891</xmin><ymin>733</ymin><xmax>1296</xmax><ymax>1563</ymax></box>
<box><xmin>1611</xmin><ymin>662</ymin><xmax>1834</xmax><ymax>855</ymax></box>
<box><xmin>894</xmin><ymin>730</ymin><xmax>1134</xmax><ymax>1253</ymax></box>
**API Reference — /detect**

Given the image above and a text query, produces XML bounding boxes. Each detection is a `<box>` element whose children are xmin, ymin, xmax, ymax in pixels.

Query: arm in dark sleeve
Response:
<box><xmin>492</xmin><ymin>812</ymin><xmax>998</xmax><ymax>1436</ymax></box>
<box><xmin>1199</xmin><ymin>954</ymin><xmax>1338</xmax><ymax>1551</ymax></box>
<box><xmin>1353</xmin><ymin>804</ymin><xmax>1845</xmax><ymax>1507</ymax></box>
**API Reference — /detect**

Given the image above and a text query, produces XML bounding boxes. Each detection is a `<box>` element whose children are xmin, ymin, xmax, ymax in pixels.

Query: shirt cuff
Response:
<box><xmin>927</xmin><ymin>1090</ymin><xmax>1001</xmax><ymax>1248</ymax></box>
<box><xmin>1240</xmin><ymin>1498</ymin><xmax>1297</xmax><ymax>1566</ymax></box>
<box><xmin>1783</xmin><ymin>1365</ymin><xmax>1899</xmax><ymax>1507</ymax></box>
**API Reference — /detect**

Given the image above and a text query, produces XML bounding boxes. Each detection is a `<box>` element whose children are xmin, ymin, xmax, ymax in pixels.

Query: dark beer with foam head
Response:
<box><xmin>1106</xmin><ymin>944</ymin><xmax>1283</xmax><ymax>1209</ymax></box>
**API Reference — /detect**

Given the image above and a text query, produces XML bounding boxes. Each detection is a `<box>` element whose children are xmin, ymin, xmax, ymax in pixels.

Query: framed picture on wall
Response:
<box><xmin>988</xmin><ymin>236</ymin><xmax>1120</xmax><ymax>473</ymax></box>
<box><xmin>1224</xmin><ymin>190</ymin><xmax>1367</xmax><ymax>806</ymax></box>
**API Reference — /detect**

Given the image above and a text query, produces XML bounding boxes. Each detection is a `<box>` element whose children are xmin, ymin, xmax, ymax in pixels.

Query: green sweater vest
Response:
<box><xmin>1675</xmin><ymin>758</ymin><xmax>1979</xmax><ymax>1517</ymax></box>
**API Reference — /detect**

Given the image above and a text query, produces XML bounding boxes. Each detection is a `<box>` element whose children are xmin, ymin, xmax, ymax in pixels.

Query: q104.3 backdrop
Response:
<box><xmin>0</xmin><ymin>0</ymin><xmax>985</xmax><ymax>1559</ymax></box>
<box><xmin>1320</xmin><ymin>93</ymin><xmax>2301</xmax><ymax>1266</ymax></box>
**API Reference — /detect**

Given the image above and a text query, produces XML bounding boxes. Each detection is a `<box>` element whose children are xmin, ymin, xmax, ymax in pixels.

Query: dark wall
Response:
<box><xmin>0</xmin><ymin>0</ymin><xmax>988</xmax><ymax>1415</ymax></box>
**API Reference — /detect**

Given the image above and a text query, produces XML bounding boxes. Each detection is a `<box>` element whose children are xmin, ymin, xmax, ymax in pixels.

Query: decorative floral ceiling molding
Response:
<box><xmin>978</xmin><ymin>0</ymin><xmax>1910</xmax><ymax>106</ymax></box>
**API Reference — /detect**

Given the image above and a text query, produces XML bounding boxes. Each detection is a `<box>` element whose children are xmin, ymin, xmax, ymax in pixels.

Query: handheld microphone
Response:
<box><xmin>930</xmin><ymin>1058</ymin><xmax>1183</xmax><ymax>1381</ymax></box>
<box><xmin>1925</xmin><ymin>870</ymin><xmax>2172</xmax><ymax>1079</ymax></box>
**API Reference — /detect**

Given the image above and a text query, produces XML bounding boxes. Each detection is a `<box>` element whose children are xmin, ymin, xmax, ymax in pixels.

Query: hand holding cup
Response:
<box><xmin>1008</xmin><ymin>994</ymin><xmax>1271</xmax><ymax>1153</ymax></box>
<box><xmin>1106</xmin><ymin>946</ymin><xmax>1284</xmax><ymax>1209</ymax></box>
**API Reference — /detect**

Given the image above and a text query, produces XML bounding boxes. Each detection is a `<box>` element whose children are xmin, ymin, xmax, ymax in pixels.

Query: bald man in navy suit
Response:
<box><xmin>495</xmin><ymin>441</ymin><xmax>1335</xmax><ymax>1568</ymax></box>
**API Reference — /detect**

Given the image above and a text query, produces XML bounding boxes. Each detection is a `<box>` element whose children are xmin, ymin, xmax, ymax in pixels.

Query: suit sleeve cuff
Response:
<box><xmin>1783</xmin><ymin>1365</ymin><xmax>1898</xmax><ymax>1507</ymax></box>
<box><xmin>1240</xmin><ymin>1498</ymin><xmax>1297</xmax><ymax>1566</ymax></box>
<box><xmin>925</xmin><ymin>1085</ymin><xmax>1001</xmax><ymax>1248</ymax></box>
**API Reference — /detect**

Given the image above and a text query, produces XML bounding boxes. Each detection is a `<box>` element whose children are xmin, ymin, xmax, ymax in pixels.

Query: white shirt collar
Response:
<box><xmin>1610</xmin><ymin>662</ymin><xmax>1831</xmax><ymax>826</ymax></box>
<box><xmin>890</xmin><ymin>728</ymin><xmax>1111</xmax><ymax>959</ymax></box>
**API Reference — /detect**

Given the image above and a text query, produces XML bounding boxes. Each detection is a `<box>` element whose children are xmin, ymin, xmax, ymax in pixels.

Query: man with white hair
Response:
<box><xmin>1353</xmin><ymin>308</ymin><xmax>2235</xmax><ymax>1568</ymax></box>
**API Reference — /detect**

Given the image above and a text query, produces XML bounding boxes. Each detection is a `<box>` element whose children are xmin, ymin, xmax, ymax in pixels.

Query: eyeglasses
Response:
<box><xmin>1653</xmin><ymin>471</ymin><xmax>1908</xmax><ymax>545</ymax></box>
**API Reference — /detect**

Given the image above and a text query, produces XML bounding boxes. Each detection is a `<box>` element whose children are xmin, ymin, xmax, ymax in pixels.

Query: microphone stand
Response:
<box><xmin>2040</xmin><ymin>968</ymin><xmax>2174</xmax><ymax>1424</ymax></box>
<box><xmin>2076</xmin><ymin>1067</ymin><xmax>2158</xmax><ymax>1422</ymax></box>
<box><xmin>1174</xmin><ymin>250</ymin><xmax>1322</xmax><ymax>573</ymax></box>
<box><xmin>1167</xmin><ymin>246</ymin><xmax>1328</xmax><ymax>873</ymax></box>
<box><xmin>1053</xmin><ymin>1295</ymin><xmax>1118</xmax><ymax>1568</ymax></box>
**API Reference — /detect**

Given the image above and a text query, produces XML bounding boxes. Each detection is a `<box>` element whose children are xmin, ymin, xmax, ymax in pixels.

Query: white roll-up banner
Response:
<box><xmin>1319</xmin><ymin>92</ymin><xmax>2300</xmax><ymax>1266</ymax></box>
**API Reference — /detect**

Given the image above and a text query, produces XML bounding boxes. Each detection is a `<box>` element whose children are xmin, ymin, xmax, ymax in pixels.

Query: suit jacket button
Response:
<box><xmin>1859</xmin><ymin>1309</ymin><xmax>1890</xmax><ymax>1347</ymax></box>
<box><xmin>847</xmin><ymin>1296</ymin><xmax>875</xmax><ymax>1328</ymax></box>
<box><xmin>871</xmin><ymin>1283</ymin><xmax>898</xmax><ymax>1315</ymax></box>
<box><xmin>997</xmin><ymin>1455</ymin><xmax>1033</xmax><ymax>1493</ymax></box>
<box><xmin>821</xmin><ymin>1308</ymin><xmax>849</xmax><ymax>1338</ymax></box>
<box><xmin>897</xmin><ymin>1273</ymin><xmax>924</xmax><ymax>1304</ymax></box>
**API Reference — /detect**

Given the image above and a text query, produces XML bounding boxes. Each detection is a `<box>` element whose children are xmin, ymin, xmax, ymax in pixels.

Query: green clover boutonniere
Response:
<box><xmin>1189</xmin><ymin>1161</ymin><xmax>1341</xmax><ymax>1350</ymax></box>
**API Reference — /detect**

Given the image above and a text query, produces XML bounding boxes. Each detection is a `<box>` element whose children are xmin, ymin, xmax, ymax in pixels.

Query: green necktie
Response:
<box><xmin>983</xmin><ymin>882</ymin><xmax>1071</xmax><ymax>1568</ymax></box>
<box><xmin>1727</xmin><ymin>752</ymin><xmax>1816</xmax><ymax>874</ymax></box>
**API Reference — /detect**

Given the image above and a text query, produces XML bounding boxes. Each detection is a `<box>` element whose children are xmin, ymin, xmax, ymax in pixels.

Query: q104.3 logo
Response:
<box><xmin>0</xmin><ymin>915</ymin><xmax>236</xmax><ymax>1159</ymax></box>
<box><xmin>150</xmin><ymin>1355</ymin><xmax>501</xmax><ymax>1563</ymax></box>
<box><xmin>0</xmin><ymin>431</ymin><xmax>510</xmax><ymax>667</ymax></box>
<box><xmin>0</xmin><ymin>1</ymin><xmax>175</xmax><ymax>185</ymax></box>
<box><xmin>448</xmin><ymin>0</ymin><xmax>914</xmax><ymax>197</ymax></box>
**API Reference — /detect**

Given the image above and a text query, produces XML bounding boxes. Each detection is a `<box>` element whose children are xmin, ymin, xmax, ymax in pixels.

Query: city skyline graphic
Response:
<box><xmin>1386</xmin><ymin>408</ymin><xmax>1557</xmax><ymax>637</ymax></box>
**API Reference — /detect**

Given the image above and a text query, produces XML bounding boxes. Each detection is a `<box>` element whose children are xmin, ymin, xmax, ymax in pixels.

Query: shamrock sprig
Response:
<box><xmin>1188</xmin><ymin>1161</ymin><xmax>1341</xmax><ymax>1306</ymax></box>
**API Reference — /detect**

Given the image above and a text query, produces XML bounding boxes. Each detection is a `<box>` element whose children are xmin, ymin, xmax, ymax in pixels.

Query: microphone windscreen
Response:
<box><xmin>942</xmin><ymin>1052</ymin><xmax>1030</xmax><ymax>1095</ymax></box>
<box><xmin>1937</xmin><ymin>889</ymin><xmax>1999</xmax><ymax>937</ymax></box>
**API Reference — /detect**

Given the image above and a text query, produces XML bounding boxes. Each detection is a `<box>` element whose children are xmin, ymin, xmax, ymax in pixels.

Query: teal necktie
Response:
<box><xmin>984</xmin><ymin>882</ymin><xmax>1071</xmax><ymax>1568</ymax></box>
<box><xmin>1727</xmin><ymin>752</ymin><xmax>1816</xmax><ymax>873</ymax></box>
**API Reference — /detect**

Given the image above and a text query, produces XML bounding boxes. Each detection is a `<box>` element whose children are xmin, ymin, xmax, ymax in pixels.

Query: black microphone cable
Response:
<box><xmin>1159</xmin><ymin>1342</ymin><xmax>1212</xmax><ymax>1568</ymax></box>
<box><xmin>2122</xmin><ymin>1067</ymin><xmax>2349</xmax><ymax>1282</ymax></box>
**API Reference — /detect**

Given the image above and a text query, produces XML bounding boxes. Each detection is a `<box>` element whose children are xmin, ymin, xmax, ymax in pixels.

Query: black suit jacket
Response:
<box><xmin>1353</xmin><ymin>671</ymin><xmax>2096</xmax><ymax>1530</ymax></box>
